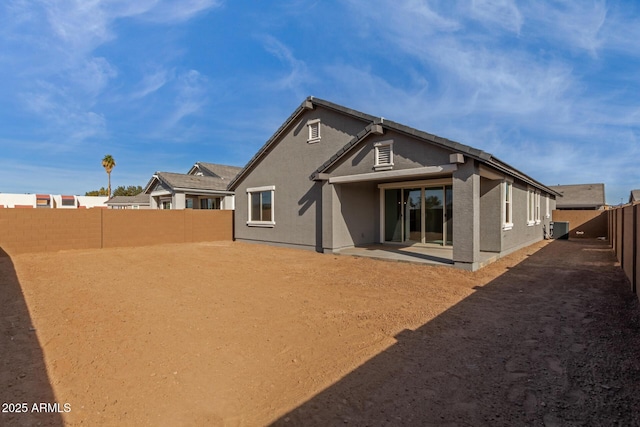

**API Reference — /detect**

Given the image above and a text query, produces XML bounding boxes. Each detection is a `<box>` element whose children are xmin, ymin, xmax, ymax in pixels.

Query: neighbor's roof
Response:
<box><xmin>227</xmin><ymin>96</ymin><xmax>561</xmax><ymax>196</ymax></box>
<box><xmin>106</xmin><ymin>194</ymin><xmax>150</xmax><ymax>205</ymax></box>
<box><xmin>630</xmin><ymin>189</ymin><xmax>640</xmax><ymax>203</ymax></box>
<box><xmin>189</xmin><ymin>162</ymin><xmax>243</xmax><ymax>181</ymax></box>
<box><xmin>549</xmin><ymin>184</ymin><xmax>606</xmax><ymax>208</ymax></box>
<box><xmin>144</xmin><ymin>172</ymin><xmax>233</xmax><ymax>194</ymax></box>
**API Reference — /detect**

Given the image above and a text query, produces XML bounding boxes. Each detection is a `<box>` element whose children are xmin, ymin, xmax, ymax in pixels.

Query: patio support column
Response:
<box><xmin>150</xmin><ymin>196</ymin><xmax>158</xmax><ymax>209</ymax></box>
<box><xmin>321</xmin><ymin>181</ymin><xmax>334</xmax><ymax>253</ymax></box>
<box><xmin>173</xmin><ymin>193</ymin><xmax>186</xmax><ymax>210</ymax></box>
<box><xmin>453</xmin><ymin>159</ymin><xmax>481</xmax><ymax>270</ymax></box>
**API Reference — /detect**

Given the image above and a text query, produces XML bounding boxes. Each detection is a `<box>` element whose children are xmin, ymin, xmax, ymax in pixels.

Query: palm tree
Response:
<box><xmin>101</xmin><ymin>154</ymin><xmax>116</xmax><ymax>197</ymax></box>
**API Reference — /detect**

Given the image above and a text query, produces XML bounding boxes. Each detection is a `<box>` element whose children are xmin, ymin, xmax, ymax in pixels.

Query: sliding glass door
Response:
<box><xmin>383</xmin><ymin>184</ymin><xmax>453</xmax><ymax>246</ymax></box>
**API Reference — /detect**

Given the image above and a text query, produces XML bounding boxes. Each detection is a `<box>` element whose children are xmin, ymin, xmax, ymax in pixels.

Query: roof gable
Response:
<box><xmin>550</xmin><ymin>184</ymin><xmax>605</xmax><ymax>208</ymax></box>
<box><xmin>228</xmin><ymin>96</ymin><xmax>560</xmax><ymax>196</ymax></box>
<box><xmin>192</xmin><ymin>162</ymin><xmax>243</xmax><ymax>180</ymax></box>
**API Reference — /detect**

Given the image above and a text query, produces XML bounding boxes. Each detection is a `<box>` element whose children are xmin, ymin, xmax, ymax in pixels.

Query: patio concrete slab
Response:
<box><xmin>335</xmin><ymin>244</ymin><xmax>500</xmax><ymax>268</ymax></box>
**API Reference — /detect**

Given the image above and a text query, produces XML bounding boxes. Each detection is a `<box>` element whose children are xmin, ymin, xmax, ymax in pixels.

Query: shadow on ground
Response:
<box><xmin>271</xmin><ymin>239</ymin><xmax>640</xmax><ymax>426</ymax></box>
<box><xmin>0</xmin><ymin>247</ymin><xmax>63</xmax><ymax>427</ymax></box>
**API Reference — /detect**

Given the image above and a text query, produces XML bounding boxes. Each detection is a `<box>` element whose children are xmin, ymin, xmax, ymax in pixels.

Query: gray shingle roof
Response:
<box><xmin>195</xmin><ymin>163</ymin><xmax>243</xmax><ymax>181</ymax></box>
<box><xmin>549</xmin><ymin>184</ymin><xmax>605</xmax><ymax>208</ymax></box>
<box><xmin>155</xmin><ymin>172</ymin><xmax>230</xmax><ymax>192</ymax></box>
<box><xmin>106</xmin><ymin>194</ymin><xmax>150</xmax><ymax>205</ymax></box>
<box><xmin>228</xmin><ymin>96</ymin><xmax>560</xmax><ymax>196</ymax></box>
<box><xmin>630</xmin><ymin>189</ymin><xmax>640</xmax><ymax>203</ymax></box>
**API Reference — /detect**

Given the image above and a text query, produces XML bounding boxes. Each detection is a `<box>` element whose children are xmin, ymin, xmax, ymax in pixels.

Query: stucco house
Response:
<box><xmin>105</xmin><ymin>194</ymin><xmax>151</xmax><ymax>209</ymax></box>
<box><xmin>228</xmin><ymin>97</ymin><xmax>559</xmax><ymax>271</ymax></box>
<box><xmin>144</xmin><ymin>162</ymin><xmax>242</xmax><ymax>210</ymax></box>
<box><xmin>549</xmin><ymin>184</ymin><xmax>606</xmax><ymax>210</ymax></box>
<box><xmin>0</xmin><ymin>193</ymin><xmax>108</xmax><ymax>209</ymax></box>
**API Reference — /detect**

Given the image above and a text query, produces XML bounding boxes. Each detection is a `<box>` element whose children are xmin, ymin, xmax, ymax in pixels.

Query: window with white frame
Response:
<box><xmin>535</xmin><ymin>191</ymin><xmax>541</xmax><ymax>224</ymax></box>
<box><xmin>307</xmin><ymin>119</ymin><xmax>321</xmax><ymax>143</ymax></box>
<box><xmin>527</xmin><ymin>188</ymin><xmax>535</xmax><ymax>225</ymax></box>
<box><xmin>247</xmin><ymin>185</ymin><xmax>275</xmax><ymax>226</ymax></box>
<box><xmin>374</xmin><ymin>142</ymin><xmax>394</xmax><ymax>171</ymax></box>
<box><xmin>545</xmin><ymin>195</ymin><xmax>550</xmax><ymax>218</ymax></box>
<box><xmin>503</xmin><ymin>181</ymin><xmax>513</xmax><ymax>230</ymax></box>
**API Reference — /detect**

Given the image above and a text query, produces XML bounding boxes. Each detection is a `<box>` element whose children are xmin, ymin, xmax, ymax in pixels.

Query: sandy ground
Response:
<box><xmin>1</xmin><ymin>239</ymin><xmax>639</xmax><ymax>426</ymax></box>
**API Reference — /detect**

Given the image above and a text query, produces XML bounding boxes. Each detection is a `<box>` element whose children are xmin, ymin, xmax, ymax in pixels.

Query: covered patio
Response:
<box><xmin>335</xmin><ymin>244</ymin><xmax>500</xmax><ymax>268</ymax></box>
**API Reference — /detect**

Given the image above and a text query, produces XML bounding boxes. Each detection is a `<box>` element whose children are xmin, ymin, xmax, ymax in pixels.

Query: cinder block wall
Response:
<box><xmin>552</xmin><ymin>210</ymin><xmax>608</xmax><ymax>239</ymax></box>
<box><xmin>102</xmin><ymin>210</ymin><xmax>187</xmax><ymax>248</ymax></box>
<box><xmin>623</xmin><ymin>206</ymin><xmax>635</xmax><ymax>291</ymax></box>
<box><xmin>0</xmin><ymin>209</ymin><xmax>102</xmax><ymax>254</ymax></box>
<box><xmin>0</xmin><ymin>209</ymin><xmax>232</xmax><ymax>255</ymax></box>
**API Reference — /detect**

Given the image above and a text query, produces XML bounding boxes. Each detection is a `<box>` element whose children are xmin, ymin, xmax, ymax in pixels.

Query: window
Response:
<box><xmin>374</xmin><ymin>142</ymin><xmax>394</xmax><ymax>171</ymax></box>
<box><xmin>61</xmin><ymin>196</ymin><xmax>75</xmax><ymax>206</ymax></box>
<box><xmin>36</xmin><ymin>194</ymin><xmax>50</xmax><ymax>208</ymax></box>
<box><xmin>503</xmin><ymin>181</ymin><xmax>513</xmax><ymax>230</ymax></box>
<box><xmin>527</xmin><ymin>188</ymin><xmax>535</xmax><ymax>225</ymax></box>
<box><xmin>535</xmin><ymin>192</ymin><xmax>541</xmax><ymax>224</ymax></box>
<box><xmin>307</xmin><ymin>119</ymin><xmax>321</xmax><ymax>143</ymax></box>
<box><xmin>247</xmin><ymin>186</ymin><xmax>275</xmax><ymax>227</ymax></box>
<box><xmin>162</xmin><ymin>200</ymin><xmax>171</xmax><ymax>210</ymax></box>
<box><xmin>200</xmin><ymin>198</ymin><xmax>220</xmax><ymax>210</ymax></box>
<box><xmin>545</xmin><ymin>195</ymin><xmax>550</xmax><ymax>218</ymax></box>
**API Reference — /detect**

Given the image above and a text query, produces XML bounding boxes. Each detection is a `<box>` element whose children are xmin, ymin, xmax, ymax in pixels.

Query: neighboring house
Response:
<box><xmin>549</xmin><ymin>184</ymin><xmax>606</xmax><ymax>210</ymax></box>
<box><xmin>228</xmin><ymin>97</ymin><xmax>559</xmax><ymax>271</ymax></box>
<box><xmin>105</xmin><ymin>194</ymin><xmax>151</xmax><ymax>209</ymax></box>
<box><xmin>0</xmin><ymin>193</ymin><xmax>107</xmax><ymax>208</ymax></box>
<box><xmin>144</xmin><ymin>163</ymin><xmax>242</xmax><ymax>210</ymax></box>
<box><xmin>630</xmin><ymin>189</ymin><xmax>640</xmax><ymax>204</ymax></box>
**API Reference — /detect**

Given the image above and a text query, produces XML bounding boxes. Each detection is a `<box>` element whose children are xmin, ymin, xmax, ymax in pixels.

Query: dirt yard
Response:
<box><xmin>1</xmin><ymin>239</ymin><xmax>639</xmax><ymax>426</ymax></box>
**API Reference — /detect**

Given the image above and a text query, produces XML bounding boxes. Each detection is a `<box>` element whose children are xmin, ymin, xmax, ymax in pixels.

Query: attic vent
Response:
<box><xmin>307</xmin><ymin>119</ymin><xmax>321</xmax><ymax>143</ymax></box>
<box><xmin>374</xmin><ymin>142</ymin><xmax>393</xmax><ymax>171</ymax></box>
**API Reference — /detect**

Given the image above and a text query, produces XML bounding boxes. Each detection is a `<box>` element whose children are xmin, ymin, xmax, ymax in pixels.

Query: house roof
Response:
<box><xmin>188</xmin><ymin>162</ymin><xmax>243</xmax><ymax>180</ymax></box>
<box><xmin>629</xmin><ymin>189</ymin><xmax>640</xmax><ymax>203</ymax></box>
<box><xmin>228</xmin><ymin>96</ymin><xmax>560</xmax><ymax>196</ymax></box>
<box><xmin>106</xmin><ymin>194</ymin><xmax>150</xmax><ymax>205</ymax></box>
<box><xmin>144</xmin><ymin>172</ymin><xmax>233</xmax><ymax>194</ymax></box>
<box><xmin>549</xmin><ymin>184</ymin><xmax>605</xmax><ymax>208</ymax></box>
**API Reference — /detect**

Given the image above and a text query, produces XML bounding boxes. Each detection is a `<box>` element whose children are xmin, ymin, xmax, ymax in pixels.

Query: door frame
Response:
<box><xmin>379</xmin><ymin>178</ymin><xmax>453</xmax><ymax>246</ymax></box>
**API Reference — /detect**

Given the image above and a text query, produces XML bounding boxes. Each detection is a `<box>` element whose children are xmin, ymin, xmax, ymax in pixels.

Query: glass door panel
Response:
<box><xmin>404</xmin><ymin>188</ymin><xmax>422</xmax><ymax>242</ymax></box>
<box><xmin>425</xmin><ymin>188</ymin><xmax>444</xmax><ymax>244</ymax></box>
<box><xmin>445</xmin><ymin>185</ymin><xmax>453</xmax><ymax>246</ymax></box>
<box><xmin>384</xmin><ymin>189</ymin><xmax>402</xmax><ymax>242</ymax></box>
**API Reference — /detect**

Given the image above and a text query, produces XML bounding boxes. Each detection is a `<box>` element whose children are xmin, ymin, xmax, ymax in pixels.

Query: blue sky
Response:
<box><xmin>0</xmin><ymin>0</ymin><xmax>638</xmax><ymax>204</ymax></box>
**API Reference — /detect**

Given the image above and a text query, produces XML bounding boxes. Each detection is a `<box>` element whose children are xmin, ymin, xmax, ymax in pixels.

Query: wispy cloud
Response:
<box><xmin>469</xmin><ymin>0</ymin><xmax>523</xmax><ymax>34</ymax></box>
<box><xmin>160</xmin><ymin>70</ymin><xmax>209</xmax><ymax>133</ymax></box>
<box><xmin>260</xmin><ymin>35</ymin><xmax>313</xmax><ymax>96</ymax></box>
<box><xmin>131</xmin><ymin>68</ymin><xmax>172</xmax><ymax>100</ymax></box>
<box><xmin>2</xmin><ymin>0</ymin><xmax>222</xmax><ymax>146</ymax></box>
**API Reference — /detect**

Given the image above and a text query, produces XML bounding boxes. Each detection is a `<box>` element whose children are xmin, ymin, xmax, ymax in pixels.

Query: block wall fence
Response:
<box><xmin>608</xmin><ymin>204</ymin><xmax>639</xmax><ymax>300</ymax></box>
<box><xmin>551</xmin><ymin>210</ymin><xmax>608</xmax><ymax>239</ymax></box>
<box><xmin>0</xmin><ymin>209</ymin><xmax>233</xmax><ymax>255</ymax></box>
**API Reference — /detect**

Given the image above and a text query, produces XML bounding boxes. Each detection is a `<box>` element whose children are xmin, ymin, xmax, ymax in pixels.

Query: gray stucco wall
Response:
<box><xmin>480</xmin><ymin>178</ymin><xmax>502</xmax><ymax>252</ymax></box>
<box><xmin>233</xmin><ymin>105</ymin><xmax>369</xmax><ymax>250</ymax></box>
<box><xmin>331</xmin><ymin>181</ymin><xmax>380</xmax><ymax>250</ymax></box>
<box><xmin>501</xmin><ymin>181</ymin><xmax>547</xmax><ymax>254</ymax></box>
<box><xmin>452</xmin><ymin>159</ymin><xmax>480</xmax><ymax>268</ymax></box>
<box><xmin>329</xmin><ymin>129</ymin><xmax>453</xmax><ymax>177</ymax></box>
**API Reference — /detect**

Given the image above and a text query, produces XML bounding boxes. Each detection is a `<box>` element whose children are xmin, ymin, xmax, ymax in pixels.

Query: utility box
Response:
<box><xmin>552</xmin><ymin>221</ymin><xmax>569</xmax><ymax>240</ymax></box>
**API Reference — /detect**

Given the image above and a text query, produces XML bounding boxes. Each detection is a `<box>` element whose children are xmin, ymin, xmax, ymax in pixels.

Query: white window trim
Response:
<box><xmin>374</xmin><ymin>142</ymin><xmax>394</xmax><ymax>171</ymax></box>
<box><xmin>535</xmin><ymin>191</ymin><xmax>541</xmax><ymax>224</ymax></box>
<box><xmin>246</xmin><ymin>185</ymin><xmax>275</xmax><ymax>227</ymax></box>
<box><xmin>503</xmin><ymin>180</ymin><xmax>513</xmax><ymax>231</ymax></box>
<box><xmin>527</xmin><ymin>188</ymin><xmax>535</xmax><ymax>226</ymax></box>
<box><xmin>545</xmin><ymin>195</ymin><xmax>550</xmax><ymax>218</ymax></box>
<box><xmin>307</xmin><ymin>119</ymin><xmax>321</xmax><ymax>144</ymax></box>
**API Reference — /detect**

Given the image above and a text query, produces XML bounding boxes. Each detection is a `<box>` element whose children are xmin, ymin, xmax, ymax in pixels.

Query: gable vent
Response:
<box><xmin>307</xmin><ymin>119</ymin><xmax>321</xmax><ymax>143</ymax></box>
<box><xmin>377</xmin><ymin>145</ymin><xmax>391</xmax><ymax>164</ymax></box>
